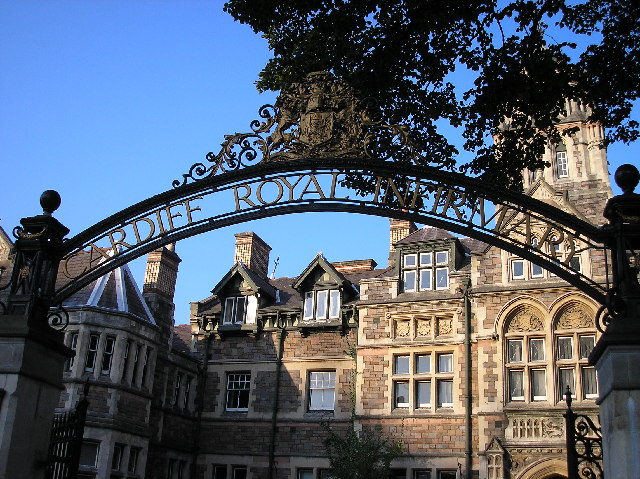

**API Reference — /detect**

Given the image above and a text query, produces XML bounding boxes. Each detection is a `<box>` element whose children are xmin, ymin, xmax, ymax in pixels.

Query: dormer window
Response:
<box><xmin>402</xmin><ymin>250</ymin><xmax>449</xmax><ymax>292</ymax></box>
<box><xmin>222</xmin><ymin>295</ymin><xmax>257</xmax><ymax>325</ymax></box>
<box><xmin>303</xmin><ymin>289</ymin><xmax>341</xmax><ymax>321</ymax></box>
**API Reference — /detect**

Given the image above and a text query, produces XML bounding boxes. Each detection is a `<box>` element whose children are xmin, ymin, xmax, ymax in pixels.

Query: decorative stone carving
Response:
<box><xmin>556</xmin><ymin>303</ymin><xmax>594</xmax><ymax>329</ymax></box>
<box><xmin>416</xmin><ymin>318</ymin><xmax>432</xmax><ymax>337</ymax></box>
<box><xmin>508</xmin><ymin>447</ymin><xmax>565</xmax><ymax>474</ymax></box>
<box><xmin>395</xmin><ymin>320</ymin><xmax>411</xmax><ymax>338</ymax></box>
<box><xmin>507</xmin><ymin>306</ymin><xmax>544</xmax><ymax>332</ymax></box>
<box><xmin>437</xmin><ymin>317</ymin><xmax>453</xmax><ymax>336</ymax></box>
<box><xmin>508</xmin><ymin>416</ymin><xmax>564</xmax><ymax>439</ymax></box>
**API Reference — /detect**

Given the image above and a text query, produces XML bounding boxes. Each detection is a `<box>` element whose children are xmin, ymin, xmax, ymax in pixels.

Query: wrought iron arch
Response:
<box><xmin>5</xmin><ymin>71</ymin><xmax>619</xmax><ymax>320</ymax></box>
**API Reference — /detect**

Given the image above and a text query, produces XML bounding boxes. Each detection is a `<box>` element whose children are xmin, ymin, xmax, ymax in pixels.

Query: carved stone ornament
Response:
<box><xmin>556</xmin><ymin>303</ymin><xmax>594</xmax><ymax>329</ymax></box>
<box><xmin>173</xmin><ymin>71</ymin><xmax>430</xmax><ymax>187</ymax></box>
<box><xmin>508</xmin><ymin>416</ymin><xmax>564</xmax><ymax>440</ymax></box>
<box><xmin>416</xmin><ymin>318</ymin><xmax>432</xmax><ymax>337</ymax></box>
<box><xmin>507</xmin><ymin>306</ymin><xmax>545</xmax><ymax>332</ymax></box>
<box><xmin>395</xmin><ymin>320</ymin><xmax>411</xmax><ymax>338</ymax></box>
<box><xmin>437</xmin><ymin>317</ymin><xmax>453</xmax><ymax>336</ymax></box>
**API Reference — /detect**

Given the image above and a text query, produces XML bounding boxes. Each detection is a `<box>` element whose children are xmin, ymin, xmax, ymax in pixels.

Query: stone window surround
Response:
<box><xmin>501</xmin><ymin>299</ymin><xmax>599</xmax><ymax>406</ymax></box>
<box><xmin>390</xmin><ymin>349</ymin><xmax>456</xmax><ymax>412</ymax></box>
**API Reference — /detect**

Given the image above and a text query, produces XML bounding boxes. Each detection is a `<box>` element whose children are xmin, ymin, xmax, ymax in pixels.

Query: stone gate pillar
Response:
<box><xmin>591</xmin><ymin>164</ymin><xmax>640</xmax><ymax>478</ymax></box>
<box><xmin>0</xmin><ymin>191</ymin><xmax>72</xmax><ymax>479</ymax></box>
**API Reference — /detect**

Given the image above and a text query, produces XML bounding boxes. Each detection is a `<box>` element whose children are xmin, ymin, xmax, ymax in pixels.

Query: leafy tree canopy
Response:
<box><xmin>224</xmin><ymin>0</ymin><xmax>639</xmax><ymax>189</ymax></box>
<box><xmin>322</xmin><ymin>422</ymin><xmax>403</xmax><ymax>479</ymax></box>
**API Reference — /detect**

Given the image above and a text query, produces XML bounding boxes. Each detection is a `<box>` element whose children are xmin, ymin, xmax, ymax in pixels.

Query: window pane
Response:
<box><xmin>531</xmin><ymin>369</ymin><xmax>547</xmax><ymax>400</ymax></box>
<box><xmin>223</xmin><ymin>298</ymin><xmax>235</xmax><ymax>324</ymax></box>
<box><xmin>509</xmin><ymin>370</ymin><xmax>524</xmax><ymax>400</ymax></box>
<box><xmin>329</xmin><ymin>290</ymin><xmax>341</xmax><ymax>319</ymax></box>
<box><xmin>529</xmin><ymin>338</ymin><xmax>545</xmax><ymax>361</ymax></box>
<box><xmin>435</xmin><ymin>251</ymin><xmax>448</xmax><ymax>265</ymax></box>
<box><xmin>315</xmin><ymin>290</ymin><xmax>328</xmax><ymax>319</ymax></box>
<box><xmin>298</xmin><ymin>470</ymin><xmax>314</xmax><ymax>479</ymax></box>
<box><xmin>582</xmin><ymin>367</ymin><xmax>598</xmax><ymax>398</ymax></box>
<box><xmin>416</xmin><ymin>381</ymin><xmax>431</xmax><ymax>408</ymax></box>
<box><xmin>511</xmin><ymin>260</ymin><xmax>524</xmax><ymax>279</ymax></box>
<box><xmin>226</xmin><ymin>373</ymin><xmax>251</xmax><ymax>410</ymax></box>
<box><xmin>419</xmin><ymin>252</ymin><xmax>432</xmax><ymax>266</ymax></box>
<box><xmin>579</xmin><ymin>335</ymin><xmax>595</xmax><ymax>359</ymax></box>
<box><xmin>507</xmin><ymin>340</ymin><xmax>523</xmax><ymax>363</ymax></box>
<box><xmin>557</xmin><ymin>337</ymin><xmax>573</xmax><ymax>360</ymax></box>
<box><xmin>414</xmin><ymin>471</ymin><xmax>431</xmax><ymax>479</ymax></box>
<box><xmin>419</xmin><ymin>269</ymin><xmax>432</xmax><ymax>290</ymax></box>
<box><xmin>309</xmin><ymin>371</ymin><xmax>335</xmax><ymax>410</ymax></box>
<box><xmin>245</xmin><ymin>295</ymin><xmax>257</xmax><ymax>324</ymax></box>
<box><xmin>112</xmin><ymin>444</ymin><xmax>124</xmax><ymax>471</ymax></box>
<box><xmin>404</xmin><ymin>254</ymin><xmax>417</xmax><ymax>268</ymax></box>
<box><xmin>438</xmin><ymin>353</ymin><xmax>453</xmax><ymax>373</ymax></box>
<box><xmin>394</xmin><ymin>382</ymin><xmax>409</xmax><ymax>408</ymax></box>
<box><xmin>80</xmin><ymin>441</ymin><xmax>99</xmax><ymax>467</ymax></box>
<box><xmin>531</xmin><ymin>261</ymin><xmax>544</xmax><ymax>277</ymax></box>
<box><xmin>390</xmin><ymin>469</ymin><xmax>407</xmax><ymax>479</ymax></box>
<box><xmin>85</xmin><ymin>334</ymin><xmax>99</xmax><ymax>372</ymax></box>
<box><xmin>556</xmin><ymin>151</ymin><xmax>568</xmax><ymax>177</ymax></box>
<box><xmin>233</xmin><ymin>467</ymin><xmax>247</xmax><ymax>479</ymax></box>
<box><xmin>404</xmin><ymin>271</ymin><xmax>417</xmax><ymax>291</ymax></box>
<box><xmin>235</xmin><ymin>296</ymin><xmax>245</xmax><ymax>323</ymax></box>
<box><xmin>569</xmin><ymin>255</ymin><xmax>582</xmax><ymax>272</ymax></box>
<box><xmin>437</xmin><ymin>380</ymin><xmax>453</xmax><ymax>407</ymax></box>
<box><xmin>303</xmin><ymin>292</ymin><xmax>315</xmax><ymax>320</ymax></box>
<box><xmin>213</xmin><ymin>465</ymin><xmax>227</xmax><ymax>479</ymax></box>
<box><xmin>559</xmin><ymin>368</ymin><xmax>576</xmax><ymax>399</ymax></box>
<box><xmin>439</xmin><ymin>472</ymin><xmax>457</xmax><ymax>479</ymax></box>
<box><xmin>416</xmin><ymin>354</ymin><xmax>431</xmax><ymax>373</ymax></box>
<box><xmin>395</xmin><ymin>355</ymin><xmax>410</xmax><ymax>374</ymax></box>
<box><xmin>435</xmin><ymin>268</ymin><xmax>448</xmax><ymax>289</ymax></box>
<box><xmin>127</xmin><ymin>448</ymin><xmax>139</xmax><ymax>474</ymax></box>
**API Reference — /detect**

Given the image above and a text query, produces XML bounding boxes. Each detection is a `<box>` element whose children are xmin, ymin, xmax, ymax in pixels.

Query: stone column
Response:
<box><xmin>591</xmin><ymin>164</ymin><xmax>640</xmax><ymax>478</ymax></box>
<box><xmin>0</xmin><ymin>191</ymin><xmax>72</xmax><ymax>479</ymax></box>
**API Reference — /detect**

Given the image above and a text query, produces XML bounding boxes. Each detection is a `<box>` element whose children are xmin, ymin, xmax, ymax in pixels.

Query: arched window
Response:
<box><xmin>504</xmin><ymin>305</ymin><xmax>549</xmax><ymax>403</ymax></box>
<box><xmin>553</xmin><ymin>302</ymin><xmax>598</xmax><ymax>401</ymax></box>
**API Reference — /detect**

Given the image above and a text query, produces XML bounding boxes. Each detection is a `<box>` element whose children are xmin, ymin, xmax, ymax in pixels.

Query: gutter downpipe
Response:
<box><xmin>191</xmin><ymin>325</ymin><xmax>212</xmax><ymax>479</ymax></box>
<box><xmin>463</xmin><ymin>279</ymin><xmax>473</xmax><ymax>478</ymax></box>
<box><xmin>269</xmin><ymin>312</ymin><xmax>287</xmax><ymax>479</ymax></box>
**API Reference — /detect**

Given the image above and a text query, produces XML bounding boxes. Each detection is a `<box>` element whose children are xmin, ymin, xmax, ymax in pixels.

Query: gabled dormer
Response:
<box><xmin>293</xmin><ymin>254</ymin><xmax>357</xmax><ymax>327</ymax></box>
<box><xmin>394</xmin><ymin>226</ymin><xmax>466</xmax><ymax>294</ymax></box>
<box><xmin>210</xmin><ymin>262</ymin><xmax>277</xmax><ymax>328</ymax></box>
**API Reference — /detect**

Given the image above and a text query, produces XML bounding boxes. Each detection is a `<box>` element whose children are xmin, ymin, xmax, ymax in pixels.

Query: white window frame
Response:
<box><xmin>530</xmin><ymin>368</ymin><xmax>547</xmax><ymax>401</ymax></box>
<box><xmin>84</xmin><ymin>333</ymin><xmax>100</xmax><ymax>372</ymax></box>
<box><xmin>100</xmin><ymin>336</ymin><xmax>116</xmax><ymax>375</ymax></box>
<box><xmin>111</xmin><ymin>443</ymin><xmax>124</xmax><ymax>472</ymax></box>
<box><xmin>79</xmin><ymin>440</ymin><xmax>100</xmax><ymax>468</ymax></box>
<box><xmin>226</xmin><ymin>372</ymin><xmax>251</xmax><ymax>411</ymax></box>
<box><xmin>435</xmin><ymin>267</ymin><xmax>449</xmax><ymax>290</ymax></box>
<box><xmin>127</xmin><ymin>446</ymin><xmax>140</xmax><ymax>474</ymax></box>
<box><xmin>394</xmin><ymin>381</ymin><xmax>410</xmax><ymax>408</ymax></box>
<box><xmin>308</xmin><ymin>371</ymin><xmax>336</xmax><ymax>411</ymax></box>
<box><xmin>223</xmin><ymin>296</ymin><xmax>253</xmax><ymax>325</ymax></box>
<box><xmin>303</xmin><ymin>289</ymin><xmax>341</xmax><ymax>321</ymax></box>
<box><xmin>67</xmin><ymin>332</ymin><xmax>79</xmax><ymax>371</ymax></box>
<box><xmin>511</xmin><ymin>259</ymin><xmax>525</xmax><ymax>280</ymax></box>
<box><xmin>437</xmin><ymin>379</ymin><xmax>453</xmax><ymax>408</ymax></box>
<box><xmin>556</xmin><ymin>151</ymin><xmax>569</xmax><ymax>178</ymax></box>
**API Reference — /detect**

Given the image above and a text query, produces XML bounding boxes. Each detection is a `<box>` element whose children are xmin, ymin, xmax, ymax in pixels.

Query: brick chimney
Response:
<box><xmin>389</xmin><ymin>218</ymin><xmax>417</xmax><ymax>267</ymax></box>
<box><xmin>234</xmin><ymin>232</ymin><xmax>271</xmax><ymax>278</ymax></box>
<box><xmin>143</xmin><ymin>244</ymin><xmax>181</xmax><ymax>344</ymax></box>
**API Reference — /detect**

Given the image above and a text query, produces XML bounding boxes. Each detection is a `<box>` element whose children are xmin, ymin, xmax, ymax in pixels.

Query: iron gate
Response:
<box><xmin>45</xmin><ymin>383</ymin><xmax>89</xmax><ymax>479</ymax></box>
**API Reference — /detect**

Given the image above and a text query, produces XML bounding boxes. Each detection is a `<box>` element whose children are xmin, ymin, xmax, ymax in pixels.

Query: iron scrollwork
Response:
<box><xmin>565</xmin><ymin>388</ymin><xmax>604</xmax><ymax>479</ymax></box>
<box><xmin>173</xmin><ymin>71</ymin><xmax>440</xmax><ymax>187</ymax></box>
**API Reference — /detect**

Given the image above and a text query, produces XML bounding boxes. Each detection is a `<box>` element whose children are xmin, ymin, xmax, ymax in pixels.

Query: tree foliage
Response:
<box><xmin>322</xmin><ymin>422</ymin><xmax>403</xmax><ymax>479</ymax></box>
<box><xmin>224</xmin><ymin>0</ymin><xmax>639</xmax><ymax>190</ymax></box>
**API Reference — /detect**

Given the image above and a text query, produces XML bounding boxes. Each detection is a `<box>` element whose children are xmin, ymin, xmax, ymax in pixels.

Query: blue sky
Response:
<box><xmin>1</xmin><ymin>1</ymin><xmax>637</xmax><ymax>325</ymax></box>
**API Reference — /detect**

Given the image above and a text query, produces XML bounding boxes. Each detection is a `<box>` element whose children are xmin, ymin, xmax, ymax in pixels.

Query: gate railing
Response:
<box><xmin>45</xmin><ymin>382</ymin><xmax>90</xmax><ymax>479</ymax></box>
<box><xmin>564</xmin><ymin>387</ymin><xmax>604</xmax><ymax>479</ymax></box>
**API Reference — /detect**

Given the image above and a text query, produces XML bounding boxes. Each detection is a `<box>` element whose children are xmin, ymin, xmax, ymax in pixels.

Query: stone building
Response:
<box><xmin>0</xmin><ymin>99</ymin><xmax>610</xmax><ymax>479</ymax></box>
<box><xmin>186</xmin><ymin>103</ymin><xmax>610</xmax><ymax>479</ymax></box>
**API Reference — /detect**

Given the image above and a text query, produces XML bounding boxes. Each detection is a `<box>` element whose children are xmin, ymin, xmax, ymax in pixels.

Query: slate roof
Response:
<box><xmin>58</xmin><ymin>250</ymin><xmax>156</xmax><ymax>325</ymax></box>
<box><xmin>395</xmin><ymin>226</ymin><xmax>456</xmax><ymax>245</ymax></box>
<box><xmin>172</xmin><ymin>323</ymin><xmax>193</xmax><ymax>355</ymax></box>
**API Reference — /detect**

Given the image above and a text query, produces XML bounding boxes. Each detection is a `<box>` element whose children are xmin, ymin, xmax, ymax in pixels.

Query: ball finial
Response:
<box><xmin>614</xmin><ymin>164</ymin><xmax>640</xmax><ymax>195</ymax></box>
<box><xmin>40</xmin><ymin>190</ymin><xmax>61</xmax><ymax>215</ymax></box>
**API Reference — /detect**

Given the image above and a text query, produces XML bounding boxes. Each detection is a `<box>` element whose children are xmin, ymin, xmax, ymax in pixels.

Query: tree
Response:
<box><xmin>223</xmin><ymin>0</ymin><xmax>639</xmax><ymax>190</ymax></box>
<box><xmin>322</xmin><ymin>422</ymin><xmax>403</xmax><ymax>479</ymax></box>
